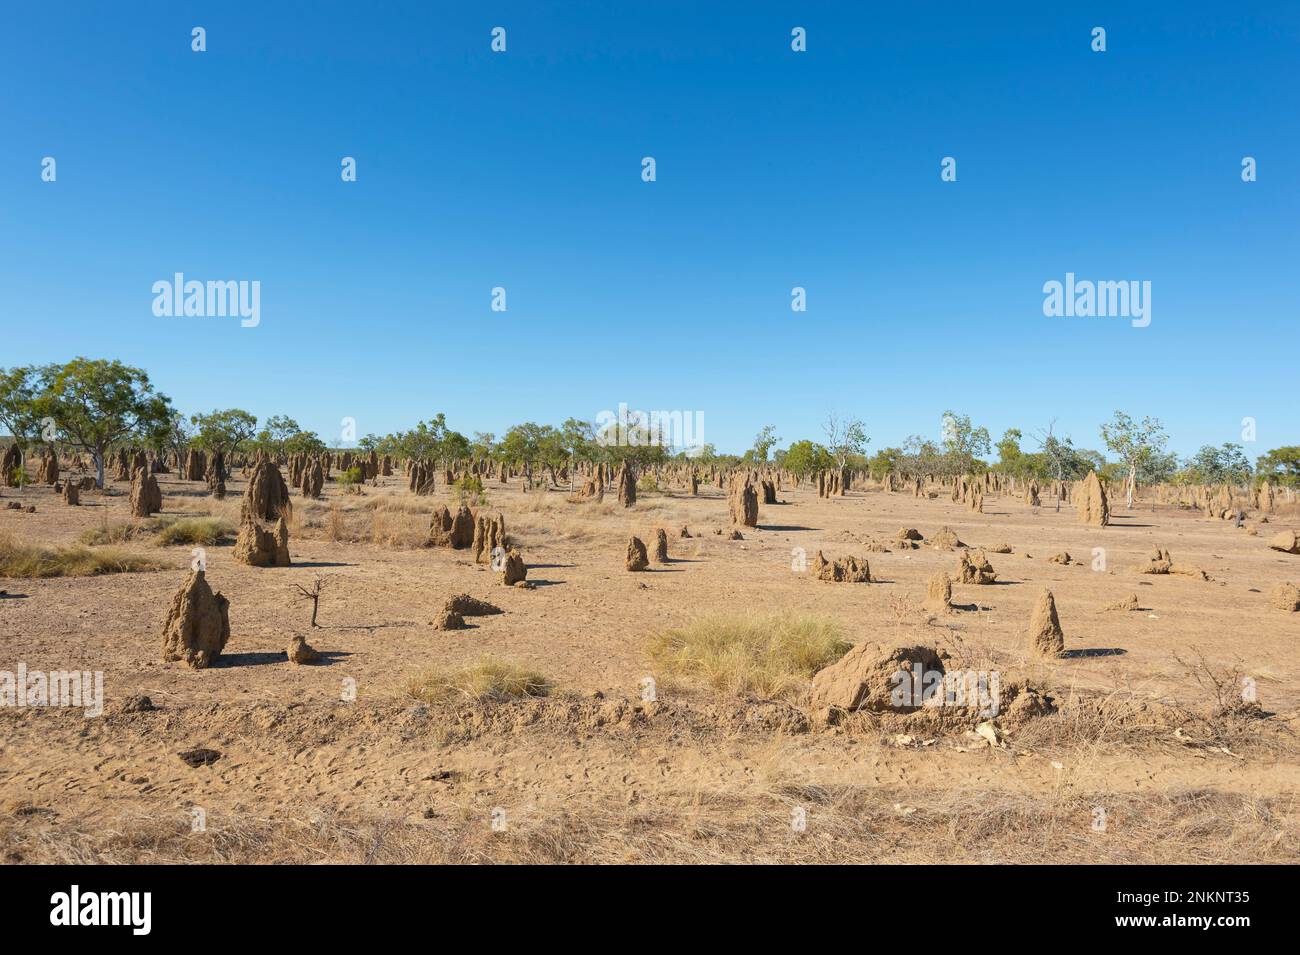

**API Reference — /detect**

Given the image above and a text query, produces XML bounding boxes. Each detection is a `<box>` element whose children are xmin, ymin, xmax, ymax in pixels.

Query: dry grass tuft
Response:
<box><xmin>153</xmin><ymin>516</ymin><xmax>234</xmax><ymax>546</ymax></box>
<box><xmin>648</xmin><ymin>612</ymin><xmax>851</xmax><ymax>700</ymax></box>
<box><xmin>369</xmin><ymin>510</ymin><xmax>428</xmax><ymax>548</ymax></box>
<box><xmin>0</xmin><ymin>532</ymin><xmax>167</xmax><ymax>578</ymax></box>
<box><xmin>80</xmin><ymin>516</ymin><xmax>233</xmax><ymax>547</ymax></box>
<box><xmin>406</xmin><ymin>656</ymin><xmax>552</xmax><ymax>704</ymax></box>
<box><xmin>79</xmin><ymin>521</ymin><xmax>147</xmax><ymax>545</ymax></box>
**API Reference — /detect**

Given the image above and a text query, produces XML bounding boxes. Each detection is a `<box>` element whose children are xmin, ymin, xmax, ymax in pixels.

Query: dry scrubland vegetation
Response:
<box><xmin>648</xmin><ymin>613</ymin><xmax>853</xmax><ymax>700</ymax></box>
<box><xmin>3</xmin><ymin>462</ymin><xmax>1298</xmax><ymax>865</ymax></box>
<box><xmin>1</xmin><ymin>383</ymin><xmax>1299</xmax><ymax>863</ymax></box>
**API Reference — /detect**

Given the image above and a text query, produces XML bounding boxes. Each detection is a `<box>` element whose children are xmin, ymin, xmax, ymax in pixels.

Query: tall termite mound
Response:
<box><xmin>1075</xmin><ymin>471</ymin><xmax>1109</xmax><ymax>527</ymax></box>
<box><xmin>244</xmin><ymin>459</ymin><xmax>291</xmax><ymax>522</ymax></box>
<box><xmin>617</xmin><ymin>465</ymin><xmax>636</xmax><ymax>507</ymax></box>
<box><xmin>729</xmin><ymin>475</ymin><xmax>758</xmax><ymax>527</ymax></box>
<box><xmin>129</xmin><ymin>466</ymin><xmax>162</xmax><ymax>518</ymax></box>
<box><xmin>429</xmin><ymin>504</ymin><xmax>475</xmax><ymax>548</ymax></box>
<box><xmin>1027</xmin><ymin>589</ymin><xmax>1065</xmax><ymax>657</ymax></box>
<box><xmin>161</xmin><ymin>570</ymin><xmax>231</xmax><ymax>669</ymax></box>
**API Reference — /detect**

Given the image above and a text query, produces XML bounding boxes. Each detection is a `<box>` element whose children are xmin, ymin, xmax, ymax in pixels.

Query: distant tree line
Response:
<box><xmin>3</xmin><ymin>359</ymin><xmax>1298</xmax><ymax>490</ymax></box>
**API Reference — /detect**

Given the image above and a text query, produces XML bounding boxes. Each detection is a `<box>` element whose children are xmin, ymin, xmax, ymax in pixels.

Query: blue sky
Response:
<box><xmin>2</xmin><ymin>1</ymin><xmax>1296</xmax><ymax>457</ymax></box>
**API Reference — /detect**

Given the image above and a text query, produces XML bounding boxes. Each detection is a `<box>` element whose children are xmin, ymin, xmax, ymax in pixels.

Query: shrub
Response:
<box><xmin>335</xmin><ymin>467</ymin><xmax>364</xmax><ymax>494</ymax></box>
<box><xmin>453</xmin><ymin>475</ymin><xmax>488</xmax><ymax>506</ymax></box>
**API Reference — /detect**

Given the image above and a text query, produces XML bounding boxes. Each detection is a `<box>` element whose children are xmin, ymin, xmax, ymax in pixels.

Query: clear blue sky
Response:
<box><xmin>2</xmin><ymin>1</ymin><xmax>1296</xmax><ymax>457</ymax></box>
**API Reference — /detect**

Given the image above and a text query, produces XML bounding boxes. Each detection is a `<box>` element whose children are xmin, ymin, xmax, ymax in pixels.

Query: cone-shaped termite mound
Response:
<box><xmin>161</xmin><ymin>570</ymin><xmax>231</xmax><ymax>669</ymax></box>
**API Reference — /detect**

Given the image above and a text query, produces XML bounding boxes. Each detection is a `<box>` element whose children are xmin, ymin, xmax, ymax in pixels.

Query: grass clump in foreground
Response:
<box><xmin>648</xmin><ymin>612</ymin><xmax>852</xmax><ymax>700</ymax></box>
<box><xmin>0</xmin><ymin>532</ymin><xmax>166</xmax><ymax>578</ymax></box>
<box><xmin>80</xmin><ymin>516</ymin><xmax>234</xmax><ymax>547</ymax></box>
<box><xmin>153</xmin><ymin>516</ymin><xmax>234</xmax><ymax>546</ymax></box>
<box><xmin>406</xmin><ymin>655</ymin><xmax>552</xmax><ymax>704</ymax></box>
<box><xmin>79</xmin><ymin>522</ymin><xmax>147</xmax><ymax>545</ymax></box>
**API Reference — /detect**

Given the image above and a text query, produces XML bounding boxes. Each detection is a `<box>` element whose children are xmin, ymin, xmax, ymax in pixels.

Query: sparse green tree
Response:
<box><xmin>34</xmin><ymin>358</ymin><xmax>173</xmax><ymax>488</ymax></box>
<box><xmin>191</xmin><ymin>408</ymin><xmax>258</xmax><ymax>462</ymax></box>
<box><xmin>284</xmin><ymin>430</ymin><xmax>327</xmax><ymax>457</ymax></box>
<box><xmin>1256</xmin><ymin>446</ymin><xmax>1300</xmax><ymax>487</ymax></box>
<box><xmin>782</xmin><ymin>439</ymin><xmax>834</xmax><ymax>477</ymax></box>
<box><xmin>939</xmin><ymin>411</ymin><xmax>991</xmax><ymax>475</ymax></box>
<box><xmin>823</xmin><ymin>414</ymin><xmax>869</xmax><ymax>468</ymax></box>
<box><xmin>1181</xmin><ymin>443</ymin><xmax>1252</xmax><ymax>485</ymax></box>
<box><xmin>1099</xmin><ymin>411</ymin><xmax>1168</xmax><ymax>507</ymax></box>
<box><xmin>750</xmin><ymin>425</ymin><xmax>780</xmax><ymax>464</ymax></box>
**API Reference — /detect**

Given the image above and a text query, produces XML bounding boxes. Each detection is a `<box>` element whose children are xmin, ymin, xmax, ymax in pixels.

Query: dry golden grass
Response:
<box><xmin>366</xmin><ymin>496</ymin><xmax>434</xmax><ymax>515</ymax></box>
<box><xmin>648</xmin><ymin>612</ymin><xmax>852</xmax><ymax>700</ymax></box>
<box><xmin>0</xmin><ymin>531</ymin><xmax>166</xmax><ymax>578</ymax></box>
<box><xmin>78</xmin><ymin>520</ymin><xmax>147</xmax><ymax>545</ymax></box>
<box><xmin>4</xmin><ymin>780</ymin><xmax>1292</xmax><ymax>865</ymax></box>
<box><xmin>79</xmin><ymin>515</ymin><xmax>233</xmax><ymax>547</ymax></box>
<box><xmin>153</xmin><ymin>516</ymin><xmax>234</xmax><ymax>546</ymax></box>
<box><xmin>6</xmin><ymin>469</ymin><xmax>1296</xmax><ymax>866</ymax></box>
<box><xmin>327</xmin><ymin>502</ymin><xmax>347</xmax><ymax>542</ymax></box>
<box><xmin>406</xmin><ymin>656</ymin><xmax>552</xmax><ymax>704</ymax></box>
<box><xmin>368</xmin><ymin>510</ymin><xmax>429</xmax><ymax>548</ymax></box>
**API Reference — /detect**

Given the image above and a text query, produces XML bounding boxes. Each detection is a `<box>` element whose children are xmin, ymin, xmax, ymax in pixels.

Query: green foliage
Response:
<box><xmin>1138</xmin><ymin>449</ymin><xmax>1180</xmax><ymax>485</ymax></box>
<box><xmin>866</xmin><ymin>447</ymin><xmax>903</xmax><ymax>479</ymax></box>
<box><xmin>897</xmin><ymin>434</ymin><xmax>942</xmax><ymax>477</ymax></box>
<box><xmin>191</xmin><ymin>408</ymin><xmax>258</xmax><ymax>457</ymax></box>
<box><xmin>387</xmin><ymin>413</ymin><xmax>471</xmax><ymax>462</ymax></box>
<box><xmin>1099</xmin><ymin>461</ymin><xmax>1126</xmax><ymax>484</ymax></box>
<box><xmin>592</xmin><ymin>410</ymin><xmax>672</xmax><ymax>469</ymax></box>
<box><xmin>159</xmin><ymin>410</ymin><xmax>192</xmax><ymax>462</ymax></box>
<box><xmin>1099</xmin><ymin>411</ymin><xmax>1168</xmax><ymax>481</ymax></box>
<box><xmin>0</xmin><ymin>366</ymin><xmax>41</xmax><ymax>446</ymax></box>
<box><xmin>1256</xmin><ymin>446</ymin><xmax>1300</xmax><ymax>487</ymax></box>
<box><xmin>32</xmin><ymin>358</ymin><xmax>173</xmax><ymax>487</ymax></box>
<box><xmin>470</xmin><ymin>432</ymin><xmax>497</xmax><ymax>459</ymax></box>
<box><xmin>750</xmin><ymin>425</ymin><xmax>780</xmax><ymax>464</ymax></box>
<box><xmin>500</xmin><ymin>422</ymin><xmax>553</xmax><ymax>466</ymax></box>
<box><xmin>253</xmin><ymin>414</ymin><xmax>301</xmax><ymax>456</ymax></box>
<box><xmin>683</xmin><ymin>443</ymin><xmax>719</xmax><ymax>464</ymax></box>
<box><xmin>940</xmin><ymin>410</ymin><xmax>990</xmax><ymax>472</ymax></box>
<box><xmin>996</xmin><ymin>428</ymin><xmax>1023</xmax><ymax>467</ymax></box>
<box><xmin>823</xmin><ymin>414</ymin><xmax>869</xmax><ymax>467</ymax></box>
<box><xmin>79</xmin><ymin>521</ymin><xmax>146</xmax><ymax>545</ymax></box>
<box><xmin>992</xmin><ymin>429</ymin><xmax>1042</xmax><ymax>481</ymax></box>
<box><xmin>453</xmin><ymin>474</ymin><xmax>488</xmax><ymax>506</ymax></box>
<box><xmin>1032</xmin><ymin>423</ymin><xmax>1105</xmax><ymax>482</ymax></box>
<box><xmin>1178</xmin><ymin>443</ymin><xmax>1252</xmax><ymax>485</ymax></box>
<box><xmin>336</xmin><ymin>466</ymin><xmax>363</xmax><ymax>490</ymax></box>
<box><xmin>781</xmin><ymin>439</ymin><xmax>834</xmax><ymax>476</ymax></box>
<box><xmin>283</xmin><ymin>430</ymin><xmax>326</xmax><ymax>456</ymax></box>
<box><xmin>558</xmin><ymin>418</ymin><xmax>595</xmax><ymax>462</ymax></box>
